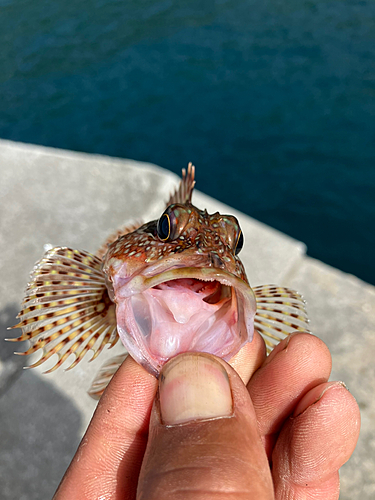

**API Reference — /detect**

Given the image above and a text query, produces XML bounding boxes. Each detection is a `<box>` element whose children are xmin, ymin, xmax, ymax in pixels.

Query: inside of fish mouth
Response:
<box><xmin>152</xmin><ymin>277</ymin><xmax>232</xmax><ymax>305</ymax></box>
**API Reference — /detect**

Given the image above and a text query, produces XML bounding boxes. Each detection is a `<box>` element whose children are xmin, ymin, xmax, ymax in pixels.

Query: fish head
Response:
<box><xmin>102</xmin><ymin>202</ymin><xmax>256</xmax><ymax>376</ymax></box>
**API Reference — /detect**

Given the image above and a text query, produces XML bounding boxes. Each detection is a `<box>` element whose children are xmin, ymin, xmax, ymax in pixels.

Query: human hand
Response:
<box><xmin>53</xmin><ymin>332</ymin><xmax>360</xmax><ymax>500</ymax></box>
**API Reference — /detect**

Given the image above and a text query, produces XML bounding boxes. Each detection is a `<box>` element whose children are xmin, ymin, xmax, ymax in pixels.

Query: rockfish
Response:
<box><xmin>9</xmin><ymin>164</ymin><xmax>309</xmax><ymax>398</ymax></box>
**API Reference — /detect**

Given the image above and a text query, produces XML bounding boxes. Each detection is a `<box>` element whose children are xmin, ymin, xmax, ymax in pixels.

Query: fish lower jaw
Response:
<box><xmin>114</xmin><ymin>277</ymin><xmax>255</xmax><ymax>375</ymax></box>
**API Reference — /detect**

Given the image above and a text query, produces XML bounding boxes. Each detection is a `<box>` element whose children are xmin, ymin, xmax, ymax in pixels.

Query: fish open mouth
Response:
<box><xmin>153</xmin><ymin>277</ymin><xmax>231</xmax><ymax>304</ymax></box>
<box><xmin>114</xmin><ymin>267</ymin><xmax>256</xmax><ymax>375</ymax></box>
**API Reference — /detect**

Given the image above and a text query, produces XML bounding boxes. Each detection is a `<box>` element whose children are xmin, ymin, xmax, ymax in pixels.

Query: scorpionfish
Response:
<box><xmin>9</xmin><ymin>164</ymin><xmax>309</xmax><ymax>398</ymax></box>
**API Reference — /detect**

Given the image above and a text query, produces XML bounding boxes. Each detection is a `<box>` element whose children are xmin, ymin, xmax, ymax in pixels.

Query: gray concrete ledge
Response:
<box><xmin>0</xmin><ymin>139</ymin><xmax>373</xmax><ymax>499</ymax></box>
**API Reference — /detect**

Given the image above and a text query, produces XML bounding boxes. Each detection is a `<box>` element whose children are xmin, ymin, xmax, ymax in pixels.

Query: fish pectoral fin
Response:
<box><xmin>88</xmin><ymin>352</ymin><xmax>128</xmax><ymax>400</ymax></box>
<box><xmin>96</xmin><ymin>220</ymin><xmax>144</xmax><ymax>260</ymax></box>
<box><xmin>253</xmin><ymin>284</ymin><xmax>311</xmax><ymax>353</ymax></box>
<box><xmin>166</xmin><ymin>162</ymin><xmax>196</xmax><ymax>206</ymax></box>
<box><xmin>7</xmin><ymin>247</ymin><xmax>119</xmax><ymax>372</ymax></box>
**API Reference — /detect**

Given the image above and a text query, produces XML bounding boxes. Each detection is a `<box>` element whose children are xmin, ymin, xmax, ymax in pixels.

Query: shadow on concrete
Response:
<box><xmin>0</xmin><ymin>368</ymin><xmax>82</xmax><ymax>500</ymax></box>
<box><xmin>0</xmin><ymin>303</ymin><xmax>83</xmax><ymax>499</ymax></box>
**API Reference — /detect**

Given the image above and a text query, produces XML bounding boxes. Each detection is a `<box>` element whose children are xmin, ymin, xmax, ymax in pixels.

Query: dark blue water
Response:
<box><xmin>1</xmin><ymin>0</ymin><xmax>374</xmax><ymax>284</ymax></box>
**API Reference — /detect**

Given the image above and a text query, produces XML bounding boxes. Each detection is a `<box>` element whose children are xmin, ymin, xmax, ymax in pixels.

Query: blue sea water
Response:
<box><xmin>0</xmin><ymin>0</ymin><xmax>374</xmax><ymax>284</ymax></box>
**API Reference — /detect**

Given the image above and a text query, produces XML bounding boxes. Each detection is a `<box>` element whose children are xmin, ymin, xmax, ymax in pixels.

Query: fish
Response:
<box><xmin>8</xmin><ymin>163</ymin><xmax>310</xmax><ymax>399</ymax></box>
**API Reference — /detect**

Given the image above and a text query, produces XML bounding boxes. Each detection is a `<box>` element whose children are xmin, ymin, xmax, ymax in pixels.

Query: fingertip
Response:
<box><xmin>273</xmin><ymin>380</ymin><xmax>361</xmax><ymax>494</ymax></box>
<box><xmin>253</xmin><ymin>331</ymin><xmax>333</xmax><ymax>394</ymax></box>
<box><xmin>292</xmin><ymin>380</ymin><xmax>361</xmax><ymax>446</ymax></box>
<box><xmin>288</xmin><ymin>332</ymin><xmax>332</xmax><ymax>369</ymax></box>
<box><xmin>262</xmin><ymin>330</ymin><xmax>300</xmax><ymax>366</ymax></box>
<box><xmin>264</xmin><ymin>331</ymin><xmax>332</xmax><ymax>367</ymax></box>
<box><xmin>248</xmin><ymin>331</ymin><xmax>333</xmax><ymax>447</ymax></box>
<box><xmin>293</xmin><ymin>381</ymin><xmax>347</xmax><ymax>417</ymax></box>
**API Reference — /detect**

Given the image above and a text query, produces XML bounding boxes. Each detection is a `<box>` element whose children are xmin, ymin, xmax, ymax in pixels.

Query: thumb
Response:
<box><xmin>137</xmin><ymin>353</ymin><xmax>274</xmax><ymax>500</ymax></box>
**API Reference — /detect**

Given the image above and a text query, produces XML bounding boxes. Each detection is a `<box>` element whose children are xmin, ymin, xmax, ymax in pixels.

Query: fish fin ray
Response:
<box><xmin>254</xmin><ymin>284</ymin><xmax>310</xmax><ymax>352</ymax></box>
<box><xmin>9</xmin><ymin>247</ymin><xmax>119</xmax><ymax>371</ymax></box>
<box><xmin>88</xmin><ymin>352</ymin><xmax>128</xmax><ymax>400</ymax></box>
<box><xmin>166</xmin><ymin>162</ymin><xmax>196</xmax><ymax>206</ymax></box>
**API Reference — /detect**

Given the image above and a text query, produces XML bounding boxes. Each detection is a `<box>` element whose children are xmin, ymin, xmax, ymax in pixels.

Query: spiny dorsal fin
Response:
<box><xmin>253</xmin><ymin>284</ymin><xmax>311</xmax><ymax>353</ymax></box>
<box><xmin>7</xmin><ymin>247</ymin><xmax>119</xmax><ymax>372</ymax></box>
<box><xmin>166</xmin><ymin>162</ymin><xmax>196</xmax><ymax>206</ymax></box>
<box><xmin>88</xmin><ymin>352</ymin><xmax>128</xmax><ymax>399</ymax></box>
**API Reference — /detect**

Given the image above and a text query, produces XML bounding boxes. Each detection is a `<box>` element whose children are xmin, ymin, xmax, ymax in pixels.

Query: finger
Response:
<box><xmin>54</xmin><ymin>355</ymin><xmax>158</xmax><ymax>500</ymax></box>
<box><xmin>228</xmin><ymin>329</ymin><xmax>267</xmax><ymax>384</ymax></box>
<box><xmin>272</xmin><ymin>381</ymin><xmax>361</xmax><ymax>500</ymax></box>
<box><xmin>137</xmin><ymin>352</ymin><xmax>274</xmax><ymax>500</ymax></box>
<box><xmin>248</xmin><ymin>332</ymin><xmax>332</xmax><ymax>456</ymax></box>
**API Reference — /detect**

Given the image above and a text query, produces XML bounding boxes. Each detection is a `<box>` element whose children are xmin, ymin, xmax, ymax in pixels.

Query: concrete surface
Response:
<box><xmin>0</xmin><ymin>139</ymin><xmax>373</xmax><ymax>499</ymax></box>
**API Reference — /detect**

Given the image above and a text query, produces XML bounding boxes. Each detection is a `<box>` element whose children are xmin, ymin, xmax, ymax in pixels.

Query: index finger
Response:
<box><xmin>53</xmin><ymin>355</ymin><xmax>158</xmax><ymax>500</ymax></box>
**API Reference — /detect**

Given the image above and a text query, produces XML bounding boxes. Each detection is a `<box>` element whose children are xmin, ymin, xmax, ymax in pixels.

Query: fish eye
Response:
<box><xmin>235</xmin><ymin>230</ymin><xmax>243</xmax><ymax>255</ymax></box>
<box><xmin>157</xmin><ymin>213</ymin><xmax>171</xmax><ymax>241</ymax></box>
<box><xmin>156</xmin><ymin>204</ymin><xmax>191</xmax><ymax>242</ymax></box>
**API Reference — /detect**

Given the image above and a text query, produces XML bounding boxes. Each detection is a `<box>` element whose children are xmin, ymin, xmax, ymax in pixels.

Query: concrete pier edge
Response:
<box><xmin>0</xmin><ymin>139</ymin><xmax>373</xmax><ymax>499</ymax></box>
